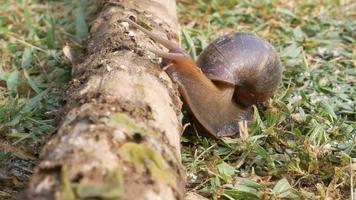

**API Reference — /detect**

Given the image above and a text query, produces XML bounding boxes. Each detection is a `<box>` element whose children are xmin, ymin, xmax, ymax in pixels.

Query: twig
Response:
<box><xmin>8</xmin><ymin>34</ymin><xmax>47</xmax><ymax>53</ymax></box>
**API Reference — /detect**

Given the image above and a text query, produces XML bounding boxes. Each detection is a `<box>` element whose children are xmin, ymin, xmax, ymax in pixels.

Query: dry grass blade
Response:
<box><xmin>0</xmin><ymin>140</ymin><xmax>35</xmax><ymax>160</ymax></box>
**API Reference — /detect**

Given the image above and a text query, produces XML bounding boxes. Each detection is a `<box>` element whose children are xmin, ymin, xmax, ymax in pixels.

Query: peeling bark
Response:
<box><xmin>27</xmin><ymin>0</ymin><xmax>185</xmax><ymax>199</ymax></box>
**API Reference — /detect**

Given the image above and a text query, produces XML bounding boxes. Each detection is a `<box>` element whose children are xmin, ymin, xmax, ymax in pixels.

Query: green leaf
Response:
<box><xmin>224</xmin><ymin>189</ymin><xmax>261</xmax><ymax>200</ymax></box>
<box><xmin>21</xmin><ymin>90</ymin><xmax>47</xmax><ymax>113</ymax></box>
<box><xmin>0</xmin><ymin>17</ymin><xmax>9</xmax><ymax>34</ymax></box>
<box><xmin>45</xmin><ymin>10</ymin><xmax>56</xmax><ymax>49</ymax></box>
<box><xmin>0</xmin><ymin>27</ymin><xmax>9</xmax><ymax>35</ymax></box>
<box><xmin>74</xmin><ymin>2</ymin><xmax>88</xmax><ymax>42</ymax></box>
<box><xmin>273</xmin><ymin>178</ymin><xmax>290</xmax><ymax>194</ymax></box>
<box><xmin>307</xmin><ymin>120</ymin><xmax>329</xmax><ymax>146</ymax></box>
<box><xmin>293</xmin><ymin>26</ymin><xmax>304</xmax><ymax>42</ymax></box>
<box><xmin>21</xmin><ymin>47</ymin><xmax>32</xmax><ymax>69</ymax></box>
<box><xmin>254</xmin><ymin>145</ymin><xmax>275</xmax><ymax>169</ymax></box>
<box><xmin>272</xmin><ymin>178</ymin><xmax>298</xmax><ymax>199</ymax></box>
<box><xmin>276</xmin><ymin>8</ymin><xmax>298</xmax><ymax>19</ymax></box>
<box><xmin>202</xmin><ymin>137</ymin><xmax>210</xmax><ymax>149</ymax></box>
<box><xmin>5</xmin><ymin>131</ymin><xmax>30</xmax><ymax>140</ymax></box>
<box><xmin>6</xmin><ymin>70</ymin><xmax>19</xmax><ymax>95</ymax></box>
<box><xmin>0</xmin><ymin>71</ymin><xmax>10</xmax><ymax>81</ymax></box>
<box><xmin>210</xmin><ymin>176</ymin><xmax>221</xmax><ymax>189</ymax></box>
<box><xmin>22</xmin><ymin>0</ymin><xmax>36</xmax><ymax>38</ymax></box>
<box><xmin>217</xmin><ymin>162</ymin><xmax>235</xmax><ymax>183</ymax></box>
<box><xmin>281</xmin><ymin>43</ymin><xmax>301</xmax><ymax>58</ymax></box>
<box><xmin>235</xmin><ymin>178</ymin><xmax>262</xmax><ymax>190</ymax></box>
<box><xmin>23</xmin><ymin>69</ymin><xmax>42</xmax><ymax>94</ymax></box>
<box><xmin>15</xmin><ymin>46</ymin><xmax>43</xmax><ymax>95</ymax></box>
<box><xmin>182</xmin><ymin>29</ymin><xmax>197</xmax><ymax>60</ymax></box>
<box><xmin>322</xmin><ymin>102</ymin><xmax>337</xmax><ymax>122</ymax></box>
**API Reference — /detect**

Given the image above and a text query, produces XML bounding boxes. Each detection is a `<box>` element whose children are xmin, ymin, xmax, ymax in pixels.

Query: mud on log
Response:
<box><xmin>27</xmin><ymin>0</ymin><xmax>185</xmax><ymax>199</ymax></box>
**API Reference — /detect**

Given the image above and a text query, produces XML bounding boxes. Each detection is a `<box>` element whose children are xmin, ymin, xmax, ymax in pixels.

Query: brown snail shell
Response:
<box><xmin>197</xmin><ymin>32</ymin><xmax>282</xmax><ymax>107</ymax></box>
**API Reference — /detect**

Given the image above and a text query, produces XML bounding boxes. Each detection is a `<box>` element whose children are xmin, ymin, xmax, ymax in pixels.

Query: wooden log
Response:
<box><xmin>27</xmin><ymin>0</ymin><xmax>185</xmax><ymax>199</ymax></box>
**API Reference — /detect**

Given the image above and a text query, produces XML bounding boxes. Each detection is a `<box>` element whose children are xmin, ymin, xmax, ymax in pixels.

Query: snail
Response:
<box><xmin>126</xmin><ymin>19</ymin><xmax>282</xmax><ymax>139</ymax></box>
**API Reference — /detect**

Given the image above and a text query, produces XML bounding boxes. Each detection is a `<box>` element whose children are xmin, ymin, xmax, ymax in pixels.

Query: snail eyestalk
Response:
<box><xmin>146</xmin><ymin>47</ymin><xmax>189</xmax><ymax>62</ymax></box>
<box><xmin>126</xmin><ymin>18</ymin><xmax>181</xmax><ymax>52</ymax></box>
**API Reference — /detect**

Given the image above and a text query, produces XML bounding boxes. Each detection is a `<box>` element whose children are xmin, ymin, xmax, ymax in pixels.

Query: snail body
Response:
<box><xmin>127</xmin><ymin>19</ymin><xmax>282</xmax><ymax>138</ymax></box>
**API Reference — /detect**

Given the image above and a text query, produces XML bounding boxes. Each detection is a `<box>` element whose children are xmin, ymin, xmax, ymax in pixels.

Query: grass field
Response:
<box><xmin>0</xmin><ymin>0</ymin><xmax>97</xmax><ymax>198</ymax></box>
<box><xmin>0</xmin><ymin>0</ymin><xmax>355</xmax><ymax>199</ymax></box>
<box><xmin>179</xmin><ymin>1</ymin><xmax>355</xmax><ymax>199</ymax></box>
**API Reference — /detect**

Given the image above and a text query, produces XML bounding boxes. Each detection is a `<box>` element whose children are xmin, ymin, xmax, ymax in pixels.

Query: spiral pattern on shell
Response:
<box><xmin>196</xmin><ymin>32</ymin><xmax>282</xmax><ymax>106</ymax></box>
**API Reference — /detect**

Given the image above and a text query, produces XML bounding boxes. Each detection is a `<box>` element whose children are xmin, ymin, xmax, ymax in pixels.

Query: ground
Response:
<box><xmin>0</xmin><ymin>0</ymin><xmax>355</xmax><ymax>199</ymax></box>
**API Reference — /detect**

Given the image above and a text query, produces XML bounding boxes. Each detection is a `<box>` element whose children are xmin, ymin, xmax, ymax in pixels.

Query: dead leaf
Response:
<box><xmin>63</xmin><ymin>45</ymin><xmax>81</xmax><ymax>65</ymax></box>
<box><xmin>239</xmin><ymin>120</ymin><xmax>249</xmax><ymax>141</ymax></box>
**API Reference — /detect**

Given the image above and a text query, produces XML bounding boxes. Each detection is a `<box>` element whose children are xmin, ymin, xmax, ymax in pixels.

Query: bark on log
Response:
<box><xmin>27</xmin><ymin>0</ymin><xmax>185</xmax><ymax>199</ymax></box>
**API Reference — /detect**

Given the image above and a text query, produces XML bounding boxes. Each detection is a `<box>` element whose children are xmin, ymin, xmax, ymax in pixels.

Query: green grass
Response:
<box><xmin>179</xmin><ymin>0</ymin><xmax>355</xmax><ymax>199</ymax></box>
<box><xmin>0</xmin><ymin>0</ymin><xmax>354</xmax><ymax>199</ymax></box>
<box><xmin>0</xmin><ymin>0</ymin><xmax>97</xmax><ymax>198</ymax></box>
